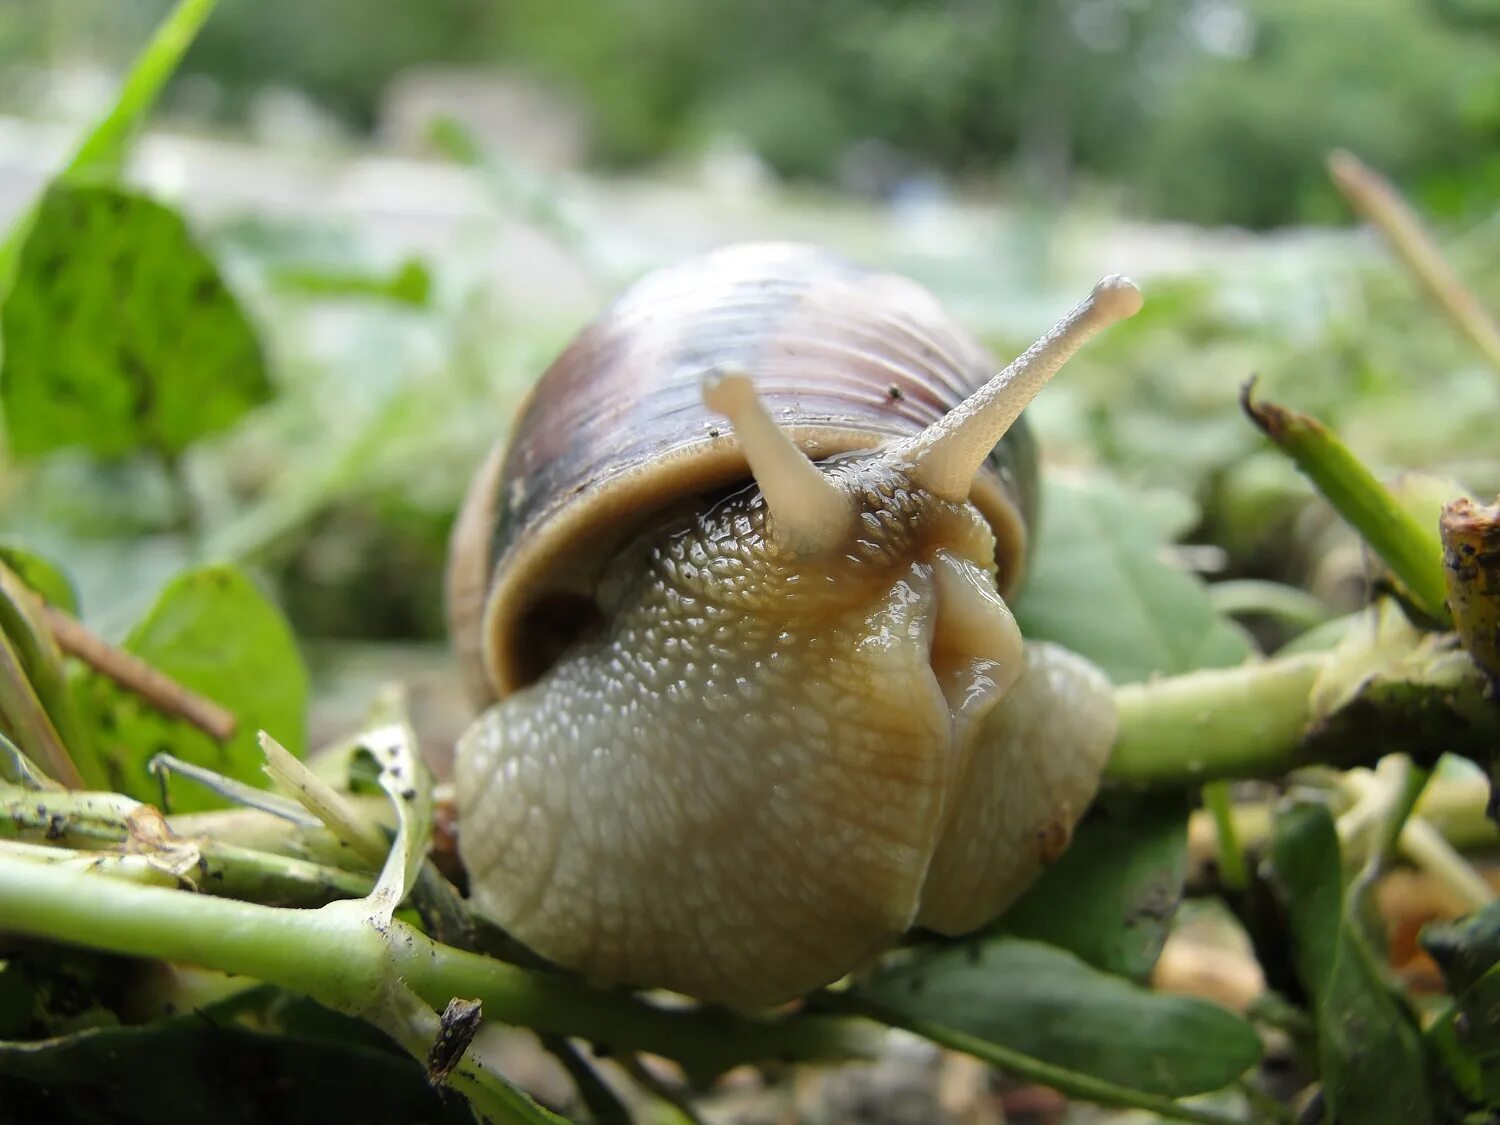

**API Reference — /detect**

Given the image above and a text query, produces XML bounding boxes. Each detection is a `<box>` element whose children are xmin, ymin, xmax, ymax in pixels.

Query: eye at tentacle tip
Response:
<box><xmin>899</xmin><ymin>275</ymin><xmax>1143</xmax><ymax>503</ymax></box>
<box><xmin>699</xmin><ymin>364</ymin><xmax>854</xmax><ymax>555</ymax></box>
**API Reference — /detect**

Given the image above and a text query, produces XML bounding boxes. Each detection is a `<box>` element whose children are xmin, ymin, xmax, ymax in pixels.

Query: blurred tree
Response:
<box><xmin>1132</xmin><ymin>0</ymin><xmax>1500</xmax><ymax>227</ymax></box>
<box><xmin>4</xmin><ymin>0</ymin><xmax>1495</xmax><ymax>228</ymax></box>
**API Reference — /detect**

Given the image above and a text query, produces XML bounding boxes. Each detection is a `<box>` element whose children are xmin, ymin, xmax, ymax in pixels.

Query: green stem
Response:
<box><xmin>64</xmin><ymin>0</ymin><xmax>222</xmax><ymax>183</ymax></box>
<box><xmin>0</xmin><ymin>0</ymin><xmax>223</xmax><ymax>294</ymax></box>
<box><xmin>0</xmin><ymin>855</ymin><xmax>877</xmax><ymax>1079</ymax></box>
<box><xmin>1</xmin><ymin>785</ymin><xmax>373</xmax><ymax>903</ymax></box>
<box><xmin>0</xmin><ymin>625</ymin><xmax>81</xmax><ymax>788</ymax></box>
<box><xmin>1107</xmin><ymin>654</ymin><xmax>1326</xmax><ymax>785</ymax></box>
<box><xmin>1201</xmin><ymin>781</ymin><xmax>1248</xmax><ymax>891</ymax></box>
<box><xmin>835</xmin><ymin>996</ymin><xmax>1251</xmax><ymax>1125</ymax></box>
<box><xmin>1373</xmin><ymin>758</ymin><xmax>1433</xmax><ymax>869</ymax></box>
<box><xmin>0</xmin><ymin>562</ymin><xmax>105</xmax><ymax>788</ymax></box>
<box><xmin>1241</xmin><ymin>383</ymin><xmax>1450</xmax><ymax>626</ymax></box>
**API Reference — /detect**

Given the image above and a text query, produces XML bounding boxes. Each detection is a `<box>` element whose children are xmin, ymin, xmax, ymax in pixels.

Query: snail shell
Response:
<box><xmin>448</xmin><ymin>242</ymin><xmax>1036</xmax><ymax>704</ymax></box>
<box><xmin>447</xmin><ymin>243</ymin><xmax>1128</xmax><ymax>1005</ymax></box>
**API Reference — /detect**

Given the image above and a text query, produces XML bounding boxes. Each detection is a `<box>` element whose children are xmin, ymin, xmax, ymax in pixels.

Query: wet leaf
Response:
<box><xmin>1269</xmin><ymin>801</ymin><xmax>1436</xmax><ymax>1124</ymax></box>
<box><xmin>74</xmin><ymin>565</ymin><xmax>307</xmax><ymax>812</ymax></box>
<box><xmin>854</xmin><ymin>936</ymin><xmax>1260</xmax><ymax>1097</ymax></box>
<box><xmin>1</xmin><ymin>184</ymin><xmax>270</xmax><ymax>460</ymax></box>
<box><xmin>1013</xmin><ymin>475</ymin><xmax>1252</xmax><ymax>683</ymax></box>
<box><xmin>994</xmin><ymin>792</ymin><xmax>1190</xmax><ymax>981</ymax></box>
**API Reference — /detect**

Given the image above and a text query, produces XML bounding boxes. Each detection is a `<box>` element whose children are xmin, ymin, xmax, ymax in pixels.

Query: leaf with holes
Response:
<box><xmin>1</xmin><ymin>183</ymin><xmax>269</xmax><ymax>460</ymax></box>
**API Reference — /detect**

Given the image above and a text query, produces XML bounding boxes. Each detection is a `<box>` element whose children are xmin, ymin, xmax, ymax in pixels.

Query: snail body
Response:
<box><xmin>449</xmin><ymin>244</ymin><xmax>1134</xmax><ymax>1005</ymax></box>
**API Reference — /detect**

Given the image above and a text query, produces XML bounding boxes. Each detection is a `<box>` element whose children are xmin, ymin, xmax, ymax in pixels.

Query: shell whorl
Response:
<box><xmin>446</xmin><ymin>242</ymin><xmax>1037</xmax><ymax>705</ymax></box>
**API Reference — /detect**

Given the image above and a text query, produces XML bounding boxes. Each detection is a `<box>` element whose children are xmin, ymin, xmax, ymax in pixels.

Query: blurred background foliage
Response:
<box><xmin>0</xmin><ymin>0</ymin><xmax>1497</xmax><ymax>669</ymax></box>
<box><xmin>10</xmin><ymin>0</ymin><xmax>1500</xmax><ymax>227</ymax></box>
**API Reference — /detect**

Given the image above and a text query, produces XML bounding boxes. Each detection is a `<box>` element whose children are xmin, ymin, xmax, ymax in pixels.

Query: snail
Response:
<box><xmin>447</xmin><ymin>243</ymin><xmax>1138</xmax><ymax>1006</ymax></box>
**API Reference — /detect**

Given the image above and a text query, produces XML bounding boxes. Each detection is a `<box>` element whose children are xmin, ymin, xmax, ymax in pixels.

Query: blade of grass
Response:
<box><xmin>0</xmin><ymin>563</ymin><xmax>104</xmax><ymax>787</ymax></box>
<box><xmin>1240</xmin><ymin>379</ymin><xmax>1450</xmax><ymax>626</ymax></box>
<box><xmin>1328</xmin><ymin>150</ymin><xmax>1500</xmax><ymax>379</ymax></box>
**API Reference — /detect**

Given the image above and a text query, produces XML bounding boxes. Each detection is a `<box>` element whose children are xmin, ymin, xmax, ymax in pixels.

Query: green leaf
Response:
<box><xmin>854</xmin><ymin>936</ymin><xmax>1260</xmax><ymax>1098</ymax></box>
<box><xmin>269</xmin><ymin>257</ymin><xmax>433</xmax><ymax>307</ymax></box>
<box><xmin>1427</xmin><ymin>963</ymin><xmax>1500</xmax><ymax>1106</ymax></box>
<box><xmin>0</xmin><ymin>0</ymin><xmax>222</xmax><ymax>295</ymax></box>
<box><xmin>1269</xmin><ymin>801</ymin><xmax>1436</xmax><ymax>1124</ymax></box>
<box><xmin>0</xmin><ymin>543</ymin><xmax>78</xmax><ymax>615</ymax></box>
<box><xmin>1423</xmin><ymin>903</ymin><xmax>1500</xmax><ymax>1105</ymax></box>
<box><xmin>1423</xmin><ymin>901</ymin><xmax>1500</xmax><ymax>996</ymax></box>
<box><xmin>994</xmin><ymin>792</ymin><xmax>1190</xmax><ymax>981</ymax></box>
<box><xmin>1</xmin><ymin>184</ymin><xmax>270</xmax><ymax>460</ymax></box>
<box><xmin>74</xmin><ymin>565</ymin><xmax>307</xmax><ymax>812</ymax></box>
<box><xmin>1013</xmin><ymin>475</ymin><xmax>1252</xmax><ymax>683</ymax></box>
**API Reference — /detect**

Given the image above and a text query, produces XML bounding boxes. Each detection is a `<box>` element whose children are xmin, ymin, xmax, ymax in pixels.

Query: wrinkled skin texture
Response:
<box><xmin>456</xmin><ymin>455</ymin><xmax>1116</xmax><ymax>1005</ymax></box>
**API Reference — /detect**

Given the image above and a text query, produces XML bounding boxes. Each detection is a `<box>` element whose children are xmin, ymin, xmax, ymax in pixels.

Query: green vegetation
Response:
<box><xmin>23</xmin><ymin>0</ymin><xmax>1498</xmax><ymax>227</ymax></box>
<box><xmin>1</xmin><ymin>0</ymin><xmax>1499</xmax><ymax>1122</ymax></box>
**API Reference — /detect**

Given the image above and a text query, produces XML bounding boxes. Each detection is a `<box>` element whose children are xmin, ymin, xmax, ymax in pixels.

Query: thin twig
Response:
<box><xmin>1327</xmin><ymin>149</ymin><xmax>1500</xmax><ymax>377</ymax></box>
<box><xmin>42</xmin><ymin>606</ymin><xmax>237</xmax><ymax>742</ymax></box>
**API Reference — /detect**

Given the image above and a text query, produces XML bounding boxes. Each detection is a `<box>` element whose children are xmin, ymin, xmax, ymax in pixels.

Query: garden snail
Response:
<box><xmin>447</xmin><ymin>243</ymin><xmax>1137</xmax><ymax>1006</ymax></box>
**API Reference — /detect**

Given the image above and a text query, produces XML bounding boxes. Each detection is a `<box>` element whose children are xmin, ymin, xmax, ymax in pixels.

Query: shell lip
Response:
<box><xmin>476</xmin><ymin>426</ymin><xmax>1028</xmax><ymax>702</ymax></box>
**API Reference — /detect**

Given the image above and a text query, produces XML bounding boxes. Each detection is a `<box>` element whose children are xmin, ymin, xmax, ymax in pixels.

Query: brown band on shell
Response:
<box><xmin>448</xmin><ymin>243</ymin><xmax>1037</xmax><ymax>705</ymax></box>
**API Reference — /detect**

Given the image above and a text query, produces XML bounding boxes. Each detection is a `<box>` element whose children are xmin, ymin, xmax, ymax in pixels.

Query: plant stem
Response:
<box><xmin>0</xmin><ymin>854</ymin><xmax>878</xmax><ymax>1079</ymax></box>
<box><xmin>1240</xmin><ymin>382</ymin><xmax>1450</xmax><ymax>626</ymax></box>
<box><xmin>63</xmin><ymin>0</ymin><xmax>223</xmax><ymax>183</ymax></box>
<box><xmin>834</xmin><ymin>996</ymin><xmax>1251</xmax><ymax>1125</ymax></box>
<box><xmin>1201</xmin><ymin>781</ymin><xmax>1248</xmax><ymax>891</ymax></box>
<box><xmin>1208</xmin><ymin>580</ymin><xmax>1334</xmax><ymax>632</ymax></box>
<box><xmin>45</xmin><ymin>606</ymin><xmax>237</xmax><ymax>742</ymax></box>
<box><xmin>1107</xmin><ymin>653</ymin><xmax>1326</xmax><ymax>785</ymax></box>
<box><xmin>1</xmin><ymin>785</ymin><xmax>374</xmax><ymax>903</ymax></box>
<box><xmin>1188</xmin><ymin>774</ymin><xmax>1498</xmax><ymax>873</ymax></box>
<box><xmin>1401</xmin><ymin>818</ymin><xmax>1496</xmax><ymax>911</ymax></box>
<box><xmin>0</xmin><ymin>0</ymin><xmax>223</xmax><ymax>293</ymax></box>
<box><xmin>1372</xmin><ymin>757</ymin><xmax>1433</xmax><ymax>870</ymax></box>
<box><xmin>1327</xmin><ymin>150</ymin><xmax>1500</xmax><ymax>379</ymax></box>
<box><xmin>0</xmin><ymin>624</ymin><xmax>82</xmax><ymax>788</ymax></box>
<box><xmin>0</xmin><ymin>562</ymin><xmax>104</xmax><ymax>787</ymax></box>
<box><xmin>1341</xmin><ymin>769</ymin><xmax>1496</xmax><ymax>911</ymax></box>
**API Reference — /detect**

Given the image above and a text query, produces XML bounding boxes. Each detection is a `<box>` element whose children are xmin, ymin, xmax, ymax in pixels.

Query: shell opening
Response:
<box><xmin>701</xmin><ymin>365</ymin><xmax>855</xmax><ymax>555</ymax></box>
<box><xmin>898</xmin><ymin>276</ymin><xmax>1142</xmax><ymax>502</ymax></box>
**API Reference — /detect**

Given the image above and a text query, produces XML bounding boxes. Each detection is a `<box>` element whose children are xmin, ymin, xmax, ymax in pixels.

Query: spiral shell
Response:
<box><xmin>447</xmin><ymin>242</ymin><xmax>1037</xmax><ymax>705</ymax></box>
